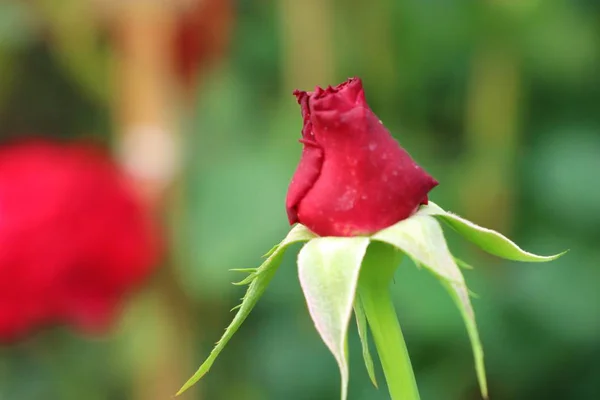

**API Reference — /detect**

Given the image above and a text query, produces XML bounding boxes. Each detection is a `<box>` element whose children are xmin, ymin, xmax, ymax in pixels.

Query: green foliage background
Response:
<box><xmin>0</xmin><ymin>0</ymin><xmax>599</xmax><ymax>399</ymax></box>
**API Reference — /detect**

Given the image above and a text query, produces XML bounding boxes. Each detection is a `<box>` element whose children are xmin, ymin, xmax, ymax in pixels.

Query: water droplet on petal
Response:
<box><xmin>336</xmin><ymin>187</ymin><xmax>358</xmax><ymax>211</ymax></box>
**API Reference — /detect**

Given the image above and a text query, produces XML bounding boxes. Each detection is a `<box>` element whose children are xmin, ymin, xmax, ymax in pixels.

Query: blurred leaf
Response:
<box><xmin>0</xmin><ymin>1</ymin><xmax>36</xmax><ymax>109</ymax></box>
<box><xmin>523</xmin><ymin>2</ymin><xmax>599</xmax><ymax>82</ymax></box>
<box><xmin>298</xmin><ymin>236</ymin><xmax>370</xmax><ymax>400</ymax></box>
<box><xmin>181</xmin><ymin>150</ymin><xmax>292</xmax><ymax>297</ymax></box>
<box><xmin>526</xmin><ymin>128</ymin><xmax>600</xmax><ymax>233</ymax></box>
<box><xmin>177</xmin><ymin>224</ymin><xmax>316</xmax><ymax>395</ymax></box>
<box><xmin>512</xmin><ymin>234</ymin><xmax>600</xmax><ymax>345</ymax></box>
<box><xmin>36</xmin><ymin>0</ymin><xmax>112</xmax><ymax>104</ymax></box>
<box><xmin>0</xmin><ymin>1</ymin><xmax>36</xmax><ymax>46</ymax></box>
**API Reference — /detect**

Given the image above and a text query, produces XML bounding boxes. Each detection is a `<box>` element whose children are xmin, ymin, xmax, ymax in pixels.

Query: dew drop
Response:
<box><xmin>336</xmin><ymin>187</ymin><xmax>358</xmax><ymax>211</ymax></box>
<box><xmin>368</xmin><ymin>142</ymin><xmax>377</xmax><ymax>151</ymax></box>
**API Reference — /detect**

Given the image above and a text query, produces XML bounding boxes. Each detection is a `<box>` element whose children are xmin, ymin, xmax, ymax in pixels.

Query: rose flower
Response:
<box><xmin>0</xmin><ymin>140</ymin><xmax>160</xmax><ymax>341</ymax></box>
<box><xmin>286</xmin><ymin>78</ymin><xmax>438</xmax><ymax>237</ymax></box>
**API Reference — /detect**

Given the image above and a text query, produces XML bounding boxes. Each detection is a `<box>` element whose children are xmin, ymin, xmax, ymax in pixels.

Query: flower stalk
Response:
<box><xmin>357</xmin><ymin>243</ymin><xmax>420</xmax><ymax>400</ymax></box>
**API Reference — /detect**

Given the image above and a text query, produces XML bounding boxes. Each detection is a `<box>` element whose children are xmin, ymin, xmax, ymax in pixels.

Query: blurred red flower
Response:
<box><xmin>173</xmin><ymin>0</ymin><xmax>234</xmax><ymax>88</ymax></box>
<box><xmin>0</xmin><ymin>140</ymin><xmax>160</xmax><ymax>342</ymax></box>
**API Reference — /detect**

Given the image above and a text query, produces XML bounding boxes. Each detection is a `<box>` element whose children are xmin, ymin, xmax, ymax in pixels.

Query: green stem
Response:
<box><xmin>358</xmin><ymin>242</ymin><xmax>420</xmax><ymax>400</ymax></box>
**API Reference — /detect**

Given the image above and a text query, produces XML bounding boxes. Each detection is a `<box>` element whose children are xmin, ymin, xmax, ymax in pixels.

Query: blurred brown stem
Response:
<box><xmin>462</xmin><ymin>46</ymin><xmax>521</xmax><ymax>261</ymax></box>
<box><xmin>278</xmin><ymin>0</ymin><xmax>335</xmax><ymax>92</ymax></box>
<box><xmin>111</xmin><ymin>2</ymin><xmax>198</xmax><ymax>399</ymax></box>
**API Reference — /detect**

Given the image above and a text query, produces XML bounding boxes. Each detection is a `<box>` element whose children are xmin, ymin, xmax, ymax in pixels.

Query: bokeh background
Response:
<box><xmin>1</xmin><ymin>0</ymin><xmax>599</xmax><ymax>399</ymax></box>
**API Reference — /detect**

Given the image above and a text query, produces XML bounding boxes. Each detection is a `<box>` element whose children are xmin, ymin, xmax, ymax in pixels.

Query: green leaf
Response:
<box><xmin>297</xmin><ymin>237</ymin><xmax>371</xmax><ymax>400</ymax></box>
<box><xmin>358</xmin><ymin>243</ymin><xmax>420</xmax><ymax>400</ymax></box>
<box><xmin>177</xmin><ymin>224</ymin><xmax>317</xmax><ymax>396</ymax></box>
<box><xmin>420</xmin><ymin>202</ymin><xmax>566</xmax><ymax>262</ymax></box>
<box><xmin>372</xmin><ymin>216</ymin><xmax>488</xmax><ymax>399</ymax></box>
<box><xmin>353</xmin><ymin>296</ymin><xmax>378</xmax><ymax>388</ymax></box>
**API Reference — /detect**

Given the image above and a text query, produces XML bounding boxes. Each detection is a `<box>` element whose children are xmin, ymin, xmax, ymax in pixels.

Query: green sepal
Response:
<box><xmin>176</xmin><ymin>224</ymin><xmax>316</xmax><ymax>396</ymax></box>
<box><xmin>421</xmin><ymin>202</ymin><xmax>566</xmax><ymax>262</ymax></box>
<box><xmin>372</xmin><ymin>215</ymin><xmax>488</xmax><ymax>399</ymax></box>
<box><xmin>297</xmin><ymin>237</ymin><xmax>371</xmax><ymax>400</ymax></box>
<box><xmin>353</xmin><ymin>296</ymin><xmax>378</xmax><ymax>388</ymax></box>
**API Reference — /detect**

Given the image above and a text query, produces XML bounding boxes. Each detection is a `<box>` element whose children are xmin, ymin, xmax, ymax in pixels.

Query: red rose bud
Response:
<box><xmin>286</xmin><ymin>78</ymin><xmax>438</xmax><ymax>237</ymax></box>
<box><xmin>0</xmin><ymin>140</ymin><xmax>160</xmax><ymax>342</ymax></box>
